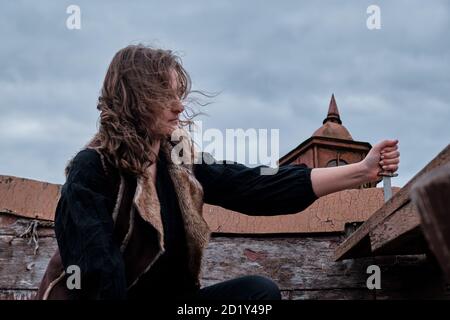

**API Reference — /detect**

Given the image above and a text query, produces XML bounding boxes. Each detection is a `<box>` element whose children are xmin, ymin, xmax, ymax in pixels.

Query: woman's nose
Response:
<box><xmin>172</xmin><ymin>100</ymin><xmax>184</xmax><ymax>114</ymax></box>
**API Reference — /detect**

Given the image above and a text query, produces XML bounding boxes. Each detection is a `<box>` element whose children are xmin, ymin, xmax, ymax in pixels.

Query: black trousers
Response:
<box><xmin>176</xmin><ymin>275</ymin><xmax>282</xmax><ymax>301</ymax></box>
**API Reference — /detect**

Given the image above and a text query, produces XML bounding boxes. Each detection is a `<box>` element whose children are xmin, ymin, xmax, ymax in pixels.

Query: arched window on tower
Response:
<box><xmin>326</xmin><ymin>159</ymin><xmax>348</xmax><ymax>167</ymax></box>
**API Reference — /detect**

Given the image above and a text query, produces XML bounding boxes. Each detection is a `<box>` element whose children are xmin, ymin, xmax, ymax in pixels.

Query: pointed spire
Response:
<box><xmin>323</xmin><ymin>94</ymin><xmax>342</xmax><ymax>125</ymax></box>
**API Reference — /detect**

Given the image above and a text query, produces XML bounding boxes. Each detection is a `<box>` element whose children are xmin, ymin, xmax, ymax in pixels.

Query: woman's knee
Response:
<box><xmin>243</xmin><ymin>275</ymin><xmax>282</xmax><ymax>300</ymax></box>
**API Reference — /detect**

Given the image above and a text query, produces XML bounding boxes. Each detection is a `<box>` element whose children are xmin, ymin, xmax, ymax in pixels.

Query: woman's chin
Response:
<box><xmin>164</xmin><ymin>124</ymin><xmax>179</xmax><ymax>137</ymax></box>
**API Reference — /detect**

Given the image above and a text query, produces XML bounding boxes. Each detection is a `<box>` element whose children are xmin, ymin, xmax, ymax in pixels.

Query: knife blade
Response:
<box><xmin>379</xmin><ymin>171</ymin><xmax>398</xmax><ymax>202</ymax></box>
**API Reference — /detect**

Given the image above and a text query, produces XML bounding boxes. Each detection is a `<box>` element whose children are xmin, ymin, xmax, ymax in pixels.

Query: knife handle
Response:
<box><xmin>378</xmin><ymin>171</ymin><xmax>398</xmax><ymax>177</ymax></box>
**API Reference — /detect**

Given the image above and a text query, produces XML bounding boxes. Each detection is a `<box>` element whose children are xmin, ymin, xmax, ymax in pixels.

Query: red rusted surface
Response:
<box><xmin>0</xmin><ymin>175</ymin><xmax>60</xmax><ymax>221</ymax></box>
<box><xmin>0</xmin><ymin>174</ymin><xmax>398</xmax><ymax>234</ymax></box>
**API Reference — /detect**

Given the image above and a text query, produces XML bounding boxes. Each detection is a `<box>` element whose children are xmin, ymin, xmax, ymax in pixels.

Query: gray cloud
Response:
<box><xmin>0</xmin><ymin>0</ymin><xmax>449</xmax><ymax>187</ymax></box>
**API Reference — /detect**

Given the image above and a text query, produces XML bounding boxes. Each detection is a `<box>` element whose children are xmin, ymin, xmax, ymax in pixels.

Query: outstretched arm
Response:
<box><xmin>310</xmin><ymin>139</ymin><xmax>400</xmax><ymax>197</ymax></box>
<box><xmin>193</xmin><ymin>139</ymin><xmax>399</xmax><ymax>216</ymax></box>
<box><xmin>194</xmin><ymin>154</ymin><xmax>318</xmax><ymax>216</ymax></box>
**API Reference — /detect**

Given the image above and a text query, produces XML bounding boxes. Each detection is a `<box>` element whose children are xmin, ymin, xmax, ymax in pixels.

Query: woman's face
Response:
<box><xmin>160</xmin><ymin>69</ymin><xmax>184</xmax><ymax>136</ymax></box>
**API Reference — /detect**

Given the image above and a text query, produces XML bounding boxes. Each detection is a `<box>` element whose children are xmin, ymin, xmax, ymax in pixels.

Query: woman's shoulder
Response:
<box><xmin>63</xmin><ymin>148</ymin><xmax>121</xmax><ymax>198</ymax></box>
<box><xmin>74</xmin><ymin>148</ymin><xmax>100</xmax><ymax>163</ymax></box>
<box><xmin>65</xmin><ymin>148</ymin><xmax>109</xmax><ymax>179</ymax></box>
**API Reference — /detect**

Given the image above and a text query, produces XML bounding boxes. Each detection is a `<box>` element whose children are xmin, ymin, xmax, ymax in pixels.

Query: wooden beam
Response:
<box><xmin>410</xmin><ymin>162</ymin><xmax>450</xmax><ymax>281</ymax></box>
<box><xmin>334</xmin><ymin>144</ymin><xmax>450</xmax><ymax>261</ymax></box>
<box><xmin>370</xmin><ymin>202</ymin><xmax>428</xmax><ymax>256</ymax></box>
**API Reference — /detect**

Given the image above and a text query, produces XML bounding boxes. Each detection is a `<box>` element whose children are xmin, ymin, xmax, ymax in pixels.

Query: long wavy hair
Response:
<box><xmin>87</xmin><ymin>44</ymin><xmax>201</xmax><ymax>176</ymax></box>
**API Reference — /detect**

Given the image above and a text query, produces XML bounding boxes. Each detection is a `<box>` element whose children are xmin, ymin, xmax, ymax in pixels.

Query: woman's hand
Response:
<box><xmin>310</xmin><ymin>139</ymin><xmax>400</xmax><ymax>198</ymax></box>
<box><xmin>361</xmin><ymin>139</ymin><xmax>400</xmax><ymax>182</ymax></box>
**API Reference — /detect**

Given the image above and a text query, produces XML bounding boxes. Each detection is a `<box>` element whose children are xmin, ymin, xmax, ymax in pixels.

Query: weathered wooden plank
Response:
<box><xmin>289</xmin><ymin>289</ymin><xmax>375</xmax><ymax>300</ymax></box>
<box><xmin>10</xmin><ymin>288</ymin><xmax>371</xmax><ymax>301</ymax></box>
<box><xmin>201</xmin><ymin>235</ymin><xmax>373</xmax><ymax>291</ymax></box>
<box><xmin>0</xmin><ymin>289</ymin><xmax>36</xmax><ymax>300</ymax></box>
<box><xmin>410</xmin><ymin>163</ymin><xmax>450</xmax><ymax>281</ymax></box>
<box><xmin>369</xmin><ymin>201</ymin><xmax>424</xmax><ymax>254</ymax></box>
<box><xmin>0</xmin><ymin>213</ymin><xmax>54</xmax><ymax>237</ymax></box>
<box><xmin>372</xmin><ymin>255</ymin><xmax>450</xmax><ymax>299</ymax></box>
<box><xmin>0</xmin><ymin>236</ymin><xmax>57</xmax><ymax>289</ymax></box>
<box><xmin>1</xmin><ymin>232</ymin><xmax>371</xmax><ymax>293</ymax></box>
<box><xmin>334</xmin><ymin>144</ymin><xmax>450</xmax><ymax>261</ymax></box>
<box><xmin>374</xmin><ymin>288</ymin><xmax>450</xmax><ymax>300</ymax></box>
<box><xmin>372</xmin><ymin>226</ymin><xmax>427</xmax><ymax>256</ymax></box>
<box><xmin>202</xmin><ymin>237</ymin><xmax>449</xmax><ymax>299</ymax></box>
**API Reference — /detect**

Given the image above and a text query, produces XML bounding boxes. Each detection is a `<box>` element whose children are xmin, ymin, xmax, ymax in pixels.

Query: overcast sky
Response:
<box><xmin>0</xmin><ymin>0</ymin><xmax>449</xmax><ymax>187</ymax></box>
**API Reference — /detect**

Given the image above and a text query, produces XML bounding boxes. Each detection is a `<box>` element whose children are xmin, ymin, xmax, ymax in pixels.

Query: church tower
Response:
<box><xmin>279</xmin><ymin>94</ymin><xmax>376</xmax><ymax>188</ymax></box>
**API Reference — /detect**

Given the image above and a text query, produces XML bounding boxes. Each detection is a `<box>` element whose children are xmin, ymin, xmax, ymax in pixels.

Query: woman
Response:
<box><xmin>36</xmin><ymin>44</ymin><xmax>400</xmax><ymax>300</ymax></box>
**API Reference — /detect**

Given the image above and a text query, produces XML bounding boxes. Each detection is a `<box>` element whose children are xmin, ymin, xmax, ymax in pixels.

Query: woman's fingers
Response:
<box><xmin>381</xmin><ymin>146</ymin><xmax>398</xmax><ymax>154</ymax></box>
<box><xmin>380</xmin><ymin>158</ymin><xmax>399</xmax><ymax>165</ymax></box>
<box><xmin>377</xmin><ymin>139</ymin><xmax>400</xmax><ymax>172</ymax></box>
<box><xmin>380</xmin><ymin>164</ymin><xmax>399</xmax><ymax>172</ymax></box>
<box><xmin>381</xmin><ymin>150</ymin><xmax>400</xmax><ymax>159</ymax></box>
<box><xmin>379</xmin><ymin>151</ymin><xmax>400</xmax><ymax>172</ymax></box>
